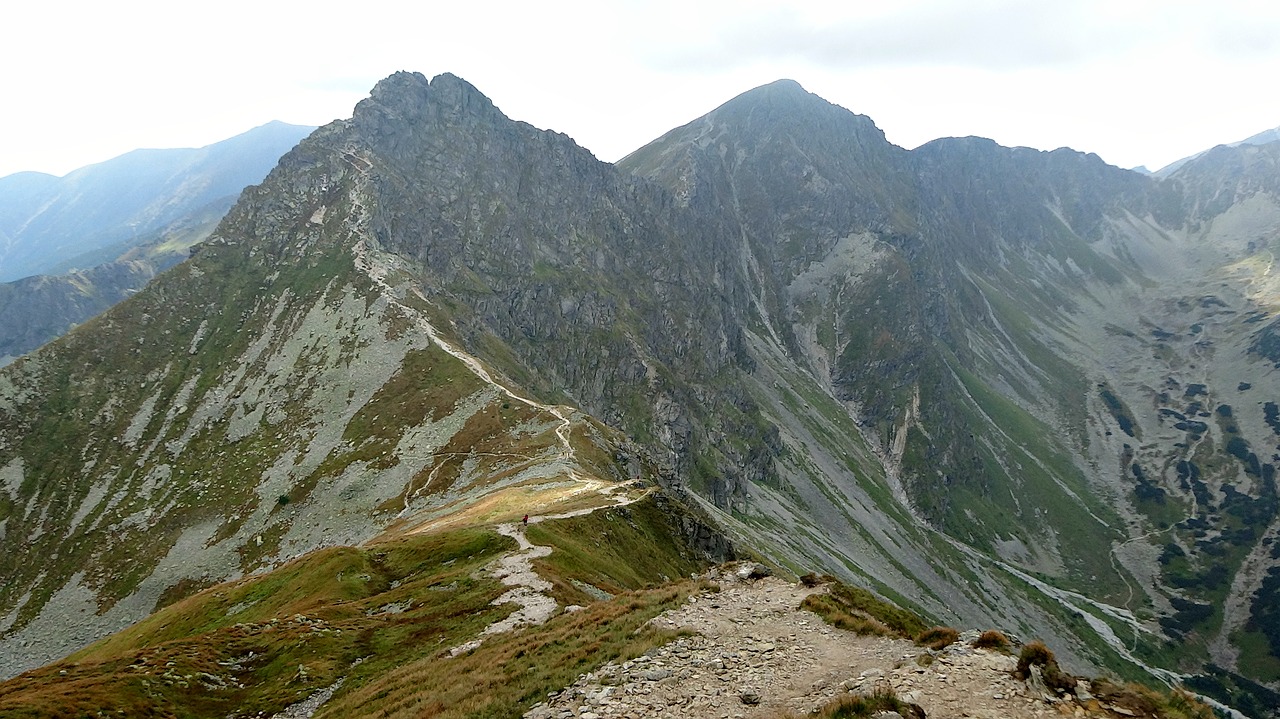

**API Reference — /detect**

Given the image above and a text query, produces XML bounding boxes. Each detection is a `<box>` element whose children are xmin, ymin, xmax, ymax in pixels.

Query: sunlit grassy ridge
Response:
<box><xmin>0</xmin><ymin>494</ymin><xmax>720</xmax><ymax>717</ymax></box>
<box><xmin>0</xmin><ymin>528</ymin><xmax>512</xmax><ymax>718</ymax></box>
<box><xmin>319</xmin><ymin>583</ymin><xmax>697</xmax><ymax>719</ymax></box>
<box><xmin>527</xmin><ymin>493</ymin><xmax>718</xmax><ymax>604</ymax></box>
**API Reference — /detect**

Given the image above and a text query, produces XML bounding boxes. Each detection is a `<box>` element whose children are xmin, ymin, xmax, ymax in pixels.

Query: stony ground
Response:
<box><xmin>525</xmin><ymin>567</ymin><xmax>1147</xmax><ymax>719</ymax></box>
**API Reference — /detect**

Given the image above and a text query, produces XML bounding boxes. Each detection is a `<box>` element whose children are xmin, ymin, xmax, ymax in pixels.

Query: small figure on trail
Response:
<box><xmin>522</xmin><ymin>514</ymin><xmax>529</xmax><ymax>526</ymax></box>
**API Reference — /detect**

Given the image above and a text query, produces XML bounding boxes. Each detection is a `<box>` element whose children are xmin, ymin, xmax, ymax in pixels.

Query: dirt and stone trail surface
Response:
<box><xmin>526</xmin><ymin>569</ymin><xmax>1138</xmax><ymax>719</ymax></box>
<box><xmin>446</xmin><ymin>494</ymin><xmax>648</xmax><ymax>657</ymax></box>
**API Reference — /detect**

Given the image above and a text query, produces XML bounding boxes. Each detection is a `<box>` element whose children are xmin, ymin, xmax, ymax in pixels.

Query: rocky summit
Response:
<box><xmin>0</xmin><ymin>71</ymin><xmax>1278</xmax><ymax>717</ymax></box>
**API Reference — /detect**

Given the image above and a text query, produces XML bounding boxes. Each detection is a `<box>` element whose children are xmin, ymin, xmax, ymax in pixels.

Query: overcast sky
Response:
<box><xmin>4</xmin><ymin>0</ymin><xmax>1280</xmax><ymax>178</ymax></box>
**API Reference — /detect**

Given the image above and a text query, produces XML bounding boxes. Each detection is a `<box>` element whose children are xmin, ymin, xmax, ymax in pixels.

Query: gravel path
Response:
<box><xmin>524</xmin><ymin>569</ymin><xmax>1127</xmax><ymax>719</ymax></box>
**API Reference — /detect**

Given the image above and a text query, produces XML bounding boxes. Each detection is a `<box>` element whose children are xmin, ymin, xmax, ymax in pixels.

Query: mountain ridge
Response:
<box><xmin>0</xmin><ymin>72</ymin><xmax>1278</xmax><ymax>715</ymax></box>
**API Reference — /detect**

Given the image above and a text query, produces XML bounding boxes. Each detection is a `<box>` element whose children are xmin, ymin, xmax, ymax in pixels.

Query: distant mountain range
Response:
<box><xmin>0</xmin><ymin>121</ymin><xmax>314</xmax><ymax>282</ymax></box>
<box><xmin>1150</xmin><ymin>124</ymin><xmax>1280</xmax><ymax>177</ymax></box>
<box><xmin>0</xmin><ymin>121</ymin><xmax>313</xmax><ymax>363</ymax></box>
<box><xmin>2</xmin><ymin>74</ymin><xmax>1279</xmax><ymax>717</ymax></box>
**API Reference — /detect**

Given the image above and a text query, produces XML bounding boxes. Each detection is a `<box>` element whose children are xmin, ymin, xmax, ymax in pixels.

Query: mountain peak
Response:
<box><xmin>703</xmin><ymin>78</ymin><xmax>886</xmax><ymax>146</ymax></box>
<box><xmin>717</xmin><ymin>78</ymin><xmax>819</xmax><ymax>112</ymax></box>
<box><xmin>747</xmin><ymin>78</ymin><xmax>808</xmax><ymax>95</ymax></box>
<box><xmin>352</xmin><ymin>71</ymin><xmax>503</xmax><ymax>143</ymax></box>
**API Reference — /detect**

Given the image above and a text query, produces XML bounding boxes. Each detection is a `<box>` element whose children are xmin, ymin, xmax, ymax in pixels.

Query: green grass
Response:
<box><xmin>801</xmin><ymin>579</ymin><xmax>927</xmax><ymax>638</ymax></box>
<box><xmin>526</xmin><ymin>495</ymin><xmax>717</xmax><ymax>604</ymax></box>
<box><xmin>316</xmin><ymin>583</ymin><xmax>696</xmax><ymax>719</ymax></box>
<box><xmin>1232</xmin><ymin>629</ymin><xmax>1280</xmax><ymax>683</ymax></box>
<box><xmin>1</xmin><ymin>490</ymin><xmax>725</xmax><ymax>718</ymax></box>
<box><xmin>944</xmin><ymin>362</ymin><xmax>1128</xmax><ymax>596</ymax></box>
<box><xmin>4</xmin><ymin>527</ymin><xmax>514</xmax><ymax>718</ymax></box>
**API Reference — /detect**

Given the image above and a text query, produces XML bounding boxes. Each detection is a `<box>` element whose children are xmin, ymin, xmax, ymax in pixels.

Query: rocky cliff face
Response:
<box><xmin>622</xmin><ymin>79</ymin><xmax>1280</xmax><ymax>703</ymax></box>
<box><xmin>1</xmin><ymin>72</ymin><xmax>1278</xmax><ymax>711</ymax></box>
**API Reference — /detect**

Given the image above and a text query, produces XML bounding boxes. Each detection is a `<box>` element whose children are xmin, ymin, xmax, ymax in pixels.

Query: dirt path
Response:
<box><xmin>524</xmin><ymin>571</ymin><xmax>1133</xmax><ymax>719</ymax></box>
<box><xmin>447</xmin><ymin>488</ymin><xmax>652</xmax><ymax>656</ymax></box>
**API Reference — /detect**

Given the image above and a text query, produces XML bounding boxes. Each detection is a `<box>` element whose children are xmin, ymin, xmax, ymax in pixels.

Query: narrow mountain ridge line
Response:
<box><xmin>351</xmin><ymin>237</ymin><xmax>579</xmax><ymax>471</ymax></box>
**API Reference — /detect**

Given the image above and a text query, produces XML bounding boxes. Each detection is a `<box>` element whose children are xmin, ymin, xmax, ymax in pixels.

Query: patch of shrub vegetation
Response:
<box><xmin>1185</xmin><ymin>664</ymin><xmax>1280</xmax><ymax>719</ymax></box>
<box><xmin>1158</xmin><ymin>542</ymin><xmax>1185</xmax><ymax>565</ymax></box>
<box><xmin>915</xmin><ymin>626</ymin><xmax>959</xmax><ymax>650</ymax></box>
<box><xmin>971</xmin><ymin>629</ymin><xmax>1012</xmax><ymax>652</ymax></box>
<box><xmin>1173</xmin><ymin>420</ymin><xmax>1208</xmax><ymax>438</ymax></box>
<box><xmin>1266</xmin><ymin>402</ymin><xmax>1280</xmax><ymax>436</ymax></box>
<box><xmin>1225</xmin><ymin>437</ymin><xmax>1263</xmax><ymax>477</ymax></box>
<box><xmin>1249</xmin><ymin>320</ymin><xmax>1280</xmax><ymax>365</ymax></box>
<box><xmin>1014</xmin><ymin>640</ymin><xmax>1077</xmax><ymax>693</ymax></box>
<box><xmin>1166</xmin><ymin>562</ymin><xmax>1229</xmax><ymax>592</ymax></box>
<box><xmin>1159</xmin><ymin>596</ymin><xmax>1214</xmax><ymax>637</ymax></box>
<box><xmin>1246</xmin><ymin>564</ymin><xmax>1280</xmax><ymax>661</ymax></box>
<box><xmin>1100</xmin><ymin>385</ymin><xmax>1137</xmax><ymax>437</ymax></box>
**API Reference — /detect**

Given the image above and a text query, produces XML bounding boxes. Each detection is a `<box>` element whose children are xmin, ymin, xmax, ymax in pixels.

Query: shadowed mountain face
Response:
<box><xmin>1</xmin><ymin>73</ymin><xmax>1279</xmax><ymax>711</ymax></box>
<box><xmin>0</xmin><ymin>121</ymin><xmax>315</xmax><ymax>282</ymax></box>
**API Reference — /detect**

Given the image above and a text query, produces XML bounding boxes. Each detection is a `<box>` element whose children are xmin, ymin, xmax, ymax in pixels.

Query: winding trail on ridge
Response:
<box><xmin>353</xmin><ymin>237</ymin><xmax>578</xmax><ymax>470</ymax></box>
<box><xmin>449</xmin><ymin>490</ymin><xmax>651</xmax><ymax>656</ymax></box>
<box><xmin>352</xmin><ymin>237</ymin><xmax>657</xmax><ymax>649</ymax></box>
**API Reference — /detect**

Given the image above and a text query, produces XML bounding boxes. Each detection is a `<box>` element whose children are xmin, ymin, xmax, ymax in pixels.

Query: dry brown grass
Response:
<box><xmin>799</xmin><ymin>573</ymin><xmax>837</xmax><ymax>588</ymax></box>
<box><xmin>1090</xmin><ymin>678</ymin><xmax>1217</xmax><ymax>719</ymax></box>
<box><xmin>0</xmin><ymin>529</ymin><xmax>514</xmax><ymax>718</ymax></box>
<box><xmin>1014</xmin><ymin>640</ymin><xmax>1077</xmax><ymax>694</ymax></box>
<box><xmin>0</xmin><ymin>495</ymin><xmax>717</xmax><ymax>719</ymax></box>
<box><xmin>809</xmin><ymin>687</ymin><xmax>924</xmax><ymax>718</ymax></box>
<box><xmin>915</xmin><ymin>625</ymin><xmax>960</xmax><ymax>650</ymax></box>
<box><xmin>971</xmin><ymin>629</ymin><xmax>1012</xmax><ymax>652</ymax></box>
<box><xmin>315</xmin><ymin>584</ymin><xmax>695</xmax><ymax>719</ymax></box>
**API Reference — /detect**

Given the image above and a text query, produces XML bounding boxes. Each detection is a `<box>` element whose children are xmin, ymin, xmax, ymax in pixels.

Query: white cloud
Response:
<box><xmin>1</xmin><ymin>1</ymin><xmax>1279</xmax><ymax>176</ymax></box>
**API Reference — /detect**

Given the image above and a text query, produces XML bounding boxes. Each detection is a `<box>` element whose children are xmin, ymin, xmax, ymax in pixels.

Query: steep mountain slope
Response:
<box><xmin>620</xmin><ymin>81</ymin><xmax>1149</xmax><ymax>641</ymax></box>
<box><xmin>1064</xmin><ymin>139</ymin><xmax>1280</xmax><ymax>702</ymax></box>
<box><xmin>621</xmin><ymin>80</ymin><xmax>1280</xmax><ymax>706</ymax></box>
<box><xmin>0</xmin><ymin>121</ymin><xmax>314</xmax><ymax>282</ymax></box>
<box><xmin>1</xmin><ymin>72</ymin><xmax>1278</xmax><ymax>716</ymax></box>
<box><xmin>0</xmin><ymin>72</ymin><xmax>757</xmax><ymax>679</ymax></box>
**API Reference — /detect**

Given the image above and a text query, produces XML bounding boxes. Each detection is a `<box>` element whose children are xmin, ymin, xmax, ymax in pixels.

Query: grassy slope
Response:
<box><xmin>0</xmin><ymin>495</ymin><xmax>716</xmax><ymax>718</ymax></box>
